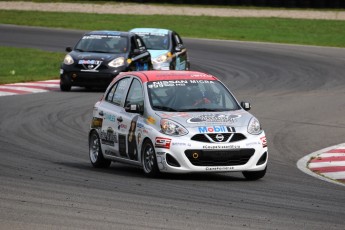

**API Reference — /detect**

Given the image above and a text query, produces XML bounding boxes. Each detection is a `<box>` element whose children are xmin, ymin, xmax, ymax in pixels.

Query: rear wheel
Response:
<box><xmin>242</xmin><ymin>167</ymin><xmax>267</xmax><ymax>181</ymax></box>
<box><xmin>60</xmin><ymin>75</ymin><xmax>72</xmax><ymax>92</ymax></box>
<box><xmin>141</xmin><ymin>140</ymin><xmax>160</xmax><ymax>177</ymax></box>
<box><xmin>89</xmin><ymin>131</ymin><xmax>111</xmax><ymax>168</ymax></box>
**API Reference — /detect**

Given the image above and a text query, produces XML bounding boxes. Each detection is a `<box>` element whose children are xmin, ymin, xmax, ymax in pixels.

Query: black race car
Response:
<box><xmin>60</xmin><ymin>30</ymin><xmax>152</xmax><ymax>91</ymax></box>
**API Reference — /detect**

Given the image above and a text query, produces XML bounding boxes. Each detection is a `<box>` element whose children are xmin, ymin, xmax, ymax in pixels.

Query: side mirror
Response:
<box><xmin>125</xmin><ymin>103</ymin><xmax>144</xmax><ymax>114</ymax></box>
<box><xmin>65</xmin><ymin>47</ymin><xmax>72</xmax><ymax>52</ymax></box>
<box><xmin>241</xmin><ymin>102</ymin><xmax>251</xmax><ymax>111</ymax></box>
<box><xmin>132</xmin><ymin>49</ymin><xmax>142</xmax><ymax>55</ymax></box>
<box><xmin>175</xmin><ymin>44</ymin><xmax>185</xmax><ymax>52</ymax></box>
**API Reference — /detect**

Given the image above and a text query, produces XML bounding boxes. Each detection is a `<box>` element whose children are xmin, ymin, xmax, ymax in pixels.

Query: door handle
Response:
<box><xmin>99</xmin><ymin>111</ymin><xmax>104</xmax><ymax>116</ymax></box>
<box><xmin>117</xmin><ymin>116</ymin><xmax>123</xmax><ymax>122</ymax></box>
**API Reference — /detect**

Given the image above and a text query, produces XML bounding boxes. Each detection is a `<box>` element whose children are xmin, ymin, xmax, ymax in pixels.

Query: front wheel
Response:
<box><xmin>60</xmin><ymin>75</ymin><xmax>72</xmax><ymax>92</ymax></box>
<box><xmin>89</xmin><ymin>131</ymin><xmax>111</xmax><ymax>168</ymax></box>
<box><xmin>141</xmin><ymin>140</ymin><xmax>160</xmax><ymax>177</ymax></box>
<box><xmin>242</xmin><ymin>167</ymin><xmax>267</xmax><ymax>181</ymax></box>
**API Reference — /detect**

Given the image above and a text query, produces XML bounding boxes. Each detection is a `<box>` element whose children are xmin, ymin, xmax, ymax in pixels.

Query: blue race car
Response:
<box><xmin>129</xmin><ymin>28</ymin><xmax>190</xmax><ymax>71</ymax></box>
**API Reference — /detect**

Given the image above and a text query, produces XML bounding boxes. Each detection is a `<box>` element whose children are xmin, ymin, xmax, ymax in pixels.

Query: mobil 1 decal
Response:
<box><xmin>198</xmin><ymin>126</ymin><xmax>235</xmax><ymax>133</ymax></box>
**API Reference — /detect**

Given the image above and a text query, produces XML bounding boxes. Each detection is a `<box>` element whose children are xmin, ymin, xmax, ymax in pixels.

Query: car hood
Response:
<box><xmin>155</xmin><ymin>111</ymin><xmax>253</xmax><ymax>129</ymax></box>
<box><xmin>148</xmin><ymin>50</ymin><xmax>169</xmax><ymax>59</ymax></box>
<box><xmin>70</xmin><ymin>51</ymin><xmax>126</xmax><ymax>62</ymax></box>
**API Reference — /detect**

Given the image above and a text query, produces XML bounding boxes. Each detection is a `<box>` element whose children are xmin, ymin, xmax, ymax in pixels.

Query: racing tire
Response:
<box><xmin>242</xmin><ymin>167</ymin><xmax>267</xmax><ymax>181</ymax></box>
<box><xmin>141</xmin><ymin>140</ymin><xmax>160</xmax><ymax>177</ymax></box>
<box><xmin>60</xmin><ymin>75</ymin><xmax>72</xmax><ymax>92</ymax></box>
<box><xmin>89</xmin><ymin>130</ymin><xmax>111</xmax><ymax>168</ymax></box>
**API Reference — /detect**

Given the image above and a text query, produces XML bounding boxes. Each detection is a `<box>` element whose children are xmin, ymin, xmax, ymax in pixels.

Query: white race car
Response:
<box><xmin>89</xmin><ymin>70</ymin><xmax>268</xmax><ymax>180</ymax></box>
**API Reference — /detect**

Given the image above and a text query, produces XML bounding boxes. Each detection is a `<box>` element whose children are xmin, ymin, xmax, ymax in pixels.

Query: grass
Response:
<box><xmin>0</xmin><ymin>46</ymin><xmax>64</xmax><ymax>84</ymax></box>
<box><xmin>1</xmin><ymin>10</ymin><xmax>345</xmax><ymax>47</ymax></box>
<box><xmin>1</xmin><ymin>9</ymin><xmax>345</xmax><ymax>83</ymax></box>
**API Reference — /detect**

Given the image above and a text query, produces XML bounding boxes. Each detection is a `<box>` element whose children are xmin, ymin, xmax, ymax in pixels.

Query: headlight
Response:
<box><xmin>160</xmin><ymin>119</ymin><xmax>188</xmax><ymax>136</ymax></box>
<box><xmin>63</xmin><ymin>54</ymin><xmax>74</xmax><ymax>65</ymax></box>
<box><xmin>247</xmin><ymin>117</ymin><xmax>262</xmax><ymax>135</ymax></box>
<box><xmin>153</xmin><ymin>53</ymin><xmax>171</xmax><ymax>63</ymax></box>
<box><xmin>108</xmin><ymin>57</ymin><xmax>125</xmax><ymax>68</ymax></box>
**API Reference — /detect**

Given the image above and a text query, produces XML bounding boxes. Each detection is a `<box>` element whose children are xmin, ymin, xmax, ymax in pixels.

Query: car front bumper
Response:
<box><xmin>154</xmin><ymin>132</ymin><xmax>268</xmax><ymax>174</ymax></box>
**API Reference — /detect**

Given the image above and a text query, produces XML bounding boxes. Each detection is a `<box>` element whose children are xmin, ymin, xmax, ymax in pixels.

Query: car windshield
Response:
<box><xmin>74</xmin><ymin>35</ymin><xmax>129</xmax><ymax>53</ymax></box>
<box><xmin>147</xmin><ymin>80</ymin><xmax>241</xmax><ymax>112</ymax></box>
<box><xmin>137</xmin><ymin>33</ymin><xmax>169</xmax><ymax>50</ymax></box>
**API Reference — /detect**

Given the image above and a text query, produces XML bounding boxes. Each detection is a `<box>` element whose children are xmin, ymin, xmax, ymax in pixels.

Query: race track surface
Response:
<box><xmin>0</xmin><ymin>24</ymin><xmax>345</xmax><ymax>229</ymax></box>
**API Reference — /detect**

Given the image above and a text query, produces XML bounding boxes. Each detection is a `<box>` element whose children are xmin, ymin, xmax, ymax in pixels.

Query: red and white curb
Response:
<box><xmin>0</xmin><ymin>80</ymin><xmax>60</xmax><ymax>96</ymax></box>
<box><xmin>297</xmin><ymin>143</ymin><xmax>345</xmax><ymax>187</ymax></box>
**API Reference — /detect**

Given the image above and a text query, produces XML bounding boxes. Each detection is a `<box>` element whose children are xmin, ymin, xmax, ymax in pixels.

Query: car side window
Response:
<box><xmin>125</xmin><ymin>79</ymin><xmax>144</xmax><ymax>108</ymax></box>
<box><xmin>174</xmin><ymin>33</ymin><xmax>182</xmax><ymax>45</ymax></box>
<box><xmin>106</xmin><ymin>82</ymin><xmax>118</xmax><ymax>102</ymax></box>
<box><xmin>111</xmin><ymin>78</ymin><xmax>131</xmax><ymax>106</ymax></box>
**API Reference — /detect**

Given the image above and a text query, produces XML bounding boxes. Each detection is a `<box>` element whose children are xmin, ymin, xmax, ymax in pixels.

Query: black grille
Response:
<box><xmin>191</xmin><ymin>133</ymin><xmax>246</xmax><ymax>143</ymax></box>
<box><xmin>185</xmin><ymin>148</ymin><xmax>255</xmax><ymax>166</ymax></box>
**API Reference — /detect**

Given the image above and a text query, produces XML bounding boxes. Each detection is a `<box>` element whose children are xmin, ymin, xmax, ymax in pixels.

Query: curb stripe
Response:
<box><xmin>0</xmin><ymin>80</ymin><xmax>60</xmax><ymax>97</ymax></box>
<box><xmin>4</xmin><ymin>84</ymin><xmax>60</xmax><ymax>91</ymax></box>
<box><xmin>310</xmin><ymin>166</ymin><xmax>345</xmax><ymax>173</ymax></box>
<box><xmin>310</xmin><ymin>156</ymin><xmax>345</xmax><ymax>163</ymax></box>
<box><xmin>327</xmin><ymin>149</ymin><xmax>345</xmax><ymax>153</ymax></box>
<box><xmin>0</xmin><ymin>88</ymin><xmax>31</xmax><ymax>94</ymax></box>
<box><xmin>297</xmin><ymin>143</ymin><xmax>345</xmax><ymax>187</ymax></box>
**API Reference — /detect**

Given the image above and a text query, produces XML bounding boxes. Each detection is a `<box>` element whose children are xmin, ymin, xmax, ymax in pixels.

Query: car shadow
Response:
<box><xmin>55</xmin><ymin>161</ymin><xmax>248</xmax><ymax>182</ymax></box>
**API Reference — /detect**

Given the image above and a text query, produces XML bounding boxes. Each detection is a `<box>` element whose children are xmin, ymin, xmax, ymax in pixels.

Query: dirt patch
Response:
<box><xmin>0</xmin><ymin>1</ymin><xmax>345</xmax><ymax>20</ymax></box>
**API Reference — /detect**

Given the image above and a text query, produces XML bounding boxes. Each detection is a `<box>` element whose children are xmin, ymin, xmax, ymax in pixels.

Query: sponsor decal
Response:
<box><xmin>118</xmin><ymin>123</ymin><xmax>127</xmax><ymax>130</ymax></box>
<box><xmin>261</xmin><ymin>136</ymin><xmax>267</xmax><ymax>148</ymax></box>
<box><xmin>246</xmin><ymin>141</ymin><xmax>261</xmax><ymax>147</ymax></box>
<box><xmin>101</xmin><ymin>127</ymin><xmax>117</xmax><ymax>146</ymax></box>
<box><xmin>156</xmin><ymin>152</ymin><xmax>166</xmax><ymax>155</ymax></box>
<box><xmin>137</xmin><ymin>122</ymin><xmax>144</xmax><ymax>129</ymax></box>
<box><xmin>146</xmin><ymin>116</ymin><xmax>156</xmax><ymax>125</ymax></box>
<box><xmin>78</xmin><ymin>60</ymin><xmax>102</xmax><ymax>65</ymax></box>
<box><xmin>187</xmin><ymin>114</ymin><xmax>241</xmax><ymax>124</ymax></box>
<box><xmin>190</xmin><ymin>74</ymin><xmax>212</xmax><ymax>78</ymax></box>
<box><xmin>202</xmin><ymin>145</ymin><xmax>240</xmax><ymax>150</ymax></box>
<box><xmin>91</xmin><ymin>117</ymin><xmax>103</xmax><ymax>129</ymax></box>
<box><xmin>189</xmin><ymin>80</ymin><xmax>215</xmax><ymax>84</ymax></box>
<box><xmin>105</xmin><ymin>114</ymin><xmax>116</xmax><ymax>122</ymax></box>
<box><xmin>148</xmin><ymin>80</ymin><xmax>215</xmax><ymax>88</ymax></box>
<box><xmin>198</xmin><ymin>126</ymin><xmax>227</xmax><ymax>133</ymax></box>
<box><xmin>155</xmin><ymin>137</ymin><xmax>172</xmax><ymax>149</ymax></box>
<box><xmin>161</xmin><ymin>112</ymin><xmax>190</xmax><ymax>119</ymax></box>
<box><xmin>206</xmin><ymin>166</ymin><xmax>235</xmax><ymax>171</ymax></box>
<box><xmin>172</xmin><ymin>142</ymin><xmax>191</xmax><ymax>147</ymax></box>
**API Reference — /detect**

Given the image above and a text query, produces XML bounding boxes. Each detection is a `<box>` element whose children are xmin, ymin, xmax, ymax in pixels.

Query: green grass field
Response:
<box><xmin>1</xmin><ymin>9</ymin><xmax>345</xmax><ymax>83</ymax></box>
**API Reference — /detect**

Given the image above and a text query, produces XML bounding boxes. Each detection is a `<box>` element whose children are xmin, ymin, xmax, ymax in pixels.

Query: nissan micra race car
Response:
<box><xmin>60</xmin><ymin>30</ymin><xmax>152</xmax><ymax>91</ymax></box>
<box><xmin>129</xmin><ymin>28</ymin><xmax>190</xmax><ymax>70</ymax></box>
<box><xmin>89</xmin><ymin>71</ymin><xmax>268</xmax><ymax>180</ymax></box>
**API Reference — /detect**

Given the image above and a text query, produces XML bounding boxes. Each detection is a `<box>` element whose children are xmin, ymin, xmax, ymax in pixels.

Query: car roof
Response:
<box><xmin>130</xmin><ymin>28</ymin><xmax>171</xmax><ymax>35</ymax></box>
<box><xmin>84</xmin><ymin>30</ymin><xmax>133</xmax><ymax>37</ymax></box>
<box><xmin>114</xmin><ymin>71</ymin><xmax>218</xmax><ymax>83</ymax></box>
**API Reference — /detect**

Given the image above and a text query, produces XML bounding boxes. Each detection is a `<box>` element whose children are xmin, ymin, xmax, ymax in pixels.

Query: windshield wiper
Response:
<box><xmin>74</xmin><ymin>48</ymin><xmax>84</xmax><ymax>52</ymax></box>
<box><xmin>153</xmin><ymin>106</ymin><xmax>177</xmax><ymax>112</ymax></box>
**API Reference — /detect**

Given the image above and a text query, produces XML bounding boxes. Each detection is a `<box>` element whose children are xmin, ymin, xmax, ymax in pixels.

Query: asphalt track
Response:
<box><xmin>0</xmin><ymin>24</ymin><xmax>345</xmax><ymax>230</ymax></box>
